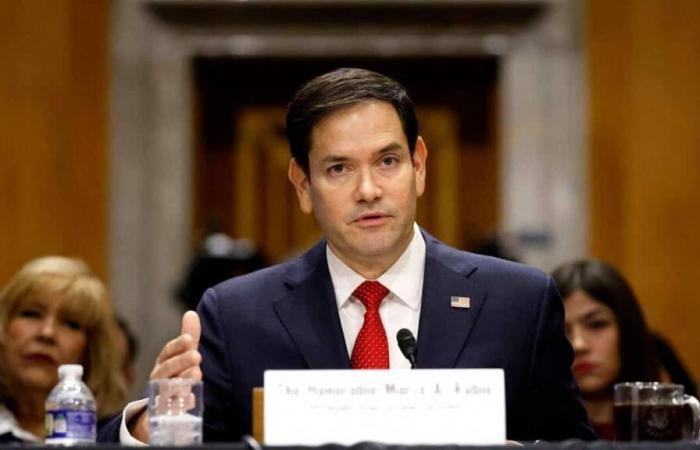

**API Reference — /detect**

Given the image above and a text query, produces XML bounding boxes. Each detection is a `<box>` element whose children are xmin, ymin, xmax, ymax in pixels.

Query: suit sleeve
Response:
<box><xmin>96</xmin><ymin>414</ymin><xmax>121</xmax><ymax>442</ymax></box>
<box><xmin>527</xmin><ymin>275</ymin><xmax>598</xmax><ymax>441</ymax></box>
<box><xmin>198</xmin><ymin>288</ymin><xmax>241</xmax><ymax>441</ymax></box>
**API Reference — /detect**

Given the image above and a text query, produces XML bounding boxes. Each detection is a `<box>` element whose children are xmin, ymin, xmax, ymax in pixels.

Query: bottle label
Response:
<box><xmin>45</xmin><ymin>409</ymin><xmax>96</xmax><ymax>440</ymax></box>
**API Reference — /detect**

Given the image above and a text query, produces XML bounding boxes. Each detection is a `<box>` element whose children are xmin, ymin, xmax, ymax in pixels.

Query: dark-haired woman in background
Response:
<box><xmin>552</xmin><ymin>259</ymin><xmax>660</xmax><ymax>440</ymax></box>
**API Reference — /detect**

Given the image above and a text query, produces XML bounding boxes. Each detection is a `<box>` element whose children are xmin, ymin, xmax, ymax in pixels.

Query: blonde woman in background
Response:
<box><xmin>0</xmin><ymin>256</ymin><xmax>127</xmax><ymax>443</ymax></box>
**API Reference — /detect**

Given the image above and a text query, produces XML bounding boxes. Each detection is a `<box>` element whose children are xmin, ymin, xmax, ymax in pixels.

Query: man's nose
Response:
<box><xmin>354</xmin><ymin>168</ymin><xmax>382</xmax><ymax>203</ymax></box>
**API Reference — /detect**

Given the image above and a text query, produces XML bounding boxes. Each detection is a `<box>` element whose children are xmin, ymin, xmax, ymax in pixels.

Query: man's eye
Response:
<box><xmin>327</xmin><ymin>164</ymin><xmax>345</xmax><ymax>174</ymax></box>
<box><xmin>380</xmin><ymin>156</ymin><xmax>398</xmax><ymax>167</ymax></box>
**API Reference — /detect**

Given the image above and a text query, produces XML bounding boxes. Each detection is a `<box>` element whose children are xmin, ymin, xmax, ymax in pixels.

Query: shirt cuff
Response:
<box><xmin>119</xmin><ymin>398</ymin><xmax>148</xmax><ymax>446</ymax></box>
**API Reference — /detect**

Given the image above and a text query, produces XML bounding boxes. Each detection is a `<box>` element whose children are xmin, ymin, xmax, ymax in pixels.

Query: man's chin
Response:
<box><xmin>331</xmin><ymin>228</ymin><xmax>411</xmax><ymax>261</ymax></box>
<box><xmin>353</xmin><ymin>238</ymin><xmax>405</xmax><ymax>260</ymax></box>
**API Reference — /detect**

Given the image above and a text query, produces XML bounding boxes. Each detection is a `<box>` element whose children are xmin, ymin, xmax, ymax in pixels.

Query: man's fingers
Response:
<box><xmin>156</xmin><ymin>333</ymin><xmax>196</xmax><ymax>364</ymax></box>
<box><xmin>180</xmin><ymin>366</ymin><xmax>203</xmax><ymax>381</ymax></box>
<box><xmin>155</xmin><ymin>311</ymin><xmax>201</xmax><ymax>364</ymax></box>
<box><xmin>149</xmin><ymin>311</ymin><xmax>203</xmax><ymax>382</ymax></box>
<box><xmin>151</xmin><ymin>350</ymin><xmax>201</xmax><ymax>379</ymax></box>
<box><xmin>180</xmin><ymin>310</ymin><xmax>201</xmax><ymax>345</ymax></box>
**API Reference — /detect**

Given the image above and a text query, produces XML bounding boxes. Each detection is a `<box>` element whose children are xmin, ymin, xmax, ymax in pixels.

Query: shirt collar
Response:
<box><xmin>0</xmin><ymin>404</ymin><xmax>40</xmax><ymax>442</ymax></box>
<box><xmin>327</xmin><ymin>223</ymin><xmax>425</xmax><ymax>310</ymax></box>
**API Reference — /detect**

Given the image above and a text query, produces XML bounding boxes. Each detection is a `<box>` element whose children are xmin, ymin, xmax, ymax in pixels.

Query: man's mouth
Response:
<box><xmin>353</xmin><ymin>212</ymin><xmax>390</xmax><ymax>226</ymax></box>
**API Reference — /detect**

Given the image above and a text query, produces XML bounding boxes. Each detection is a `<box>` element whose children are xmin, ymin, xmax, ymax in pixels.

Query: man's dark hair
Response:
<box><xmin>551</xmin><ymin>259</ymin><xmax>660</xmax><ymax>387</ymax></box>
<box><xmin>286</xmin><ymin>67</ymin><xmax>419</xmax><ymax>174</ymax></box>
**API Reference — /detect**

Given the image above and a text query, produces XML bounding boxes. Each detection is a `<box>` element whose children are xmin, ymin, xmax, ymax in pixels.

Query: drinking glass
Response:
<box><xmin>148</xmin><ymin>378</ymin><xmax>203</xmax><ymax>446</ymax></box>
<box><xmin>614</xmin><ymin>382</ymin><xmax>700</xmax><ymax>441</ymax></box>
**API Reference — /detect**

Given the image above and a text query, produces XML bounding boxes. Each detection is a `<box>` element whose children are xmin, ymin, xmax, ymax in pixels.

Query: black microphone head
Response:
<box><xmin>396</xmin><ymin>328</ymin><xmax>417</xmax><ymax>360</ymax></box>
<box><xmin>397</xmin><ymin>328</ymin><xmax>415</xmax><ymax>345</ymax></box>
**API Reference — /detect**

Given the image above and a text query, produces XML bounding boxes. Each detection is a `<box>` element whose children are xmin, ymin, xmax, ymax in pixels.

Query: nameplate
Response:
<box><xmin>264</xmin><ymin>369</ymin><xmax>505</xmax><ymax>445</ymax></box>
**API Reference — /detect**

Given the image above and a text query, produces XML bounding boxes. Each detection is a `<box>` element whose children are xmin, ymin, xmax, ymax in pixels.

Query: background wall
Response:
<box><xmin>588</xmin><ymin>0</ymin><xmax>700</xmax><ymax>378</ymax></box>
<box><xmin>0</xmin><ymin>1</ymin><xmax>110</xmax><ymax>284</ymax></box>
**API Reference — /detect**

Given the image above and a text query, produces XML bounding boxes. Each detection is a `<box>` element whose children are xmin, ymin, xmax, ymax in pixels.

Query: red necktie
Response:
<box><xmin>351</xmin><ymin>280</ymin><xmax>390</xmax><ymax>369</ymax></box>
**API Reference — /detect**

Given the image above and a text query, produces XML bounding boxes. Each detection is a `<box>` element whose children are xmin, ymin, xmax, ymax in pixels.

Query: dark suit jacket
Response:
<box><xmin>99</xmin><ymin>230</ymin><xmax>596</xmax><ymax>443</ymax></box>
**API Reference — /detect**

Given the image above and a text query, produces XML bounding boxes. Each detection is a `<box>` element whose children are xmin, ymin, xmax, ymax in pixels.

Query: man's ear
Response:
<box><xmin>413</xmin><ymin>136</ymin><xmax>428</xmax><ymax>197</ymax></box>
<box><xmin>288</xmin><ymin>158</ymin><xmax>313</xmax><ymax>214</ymax></box>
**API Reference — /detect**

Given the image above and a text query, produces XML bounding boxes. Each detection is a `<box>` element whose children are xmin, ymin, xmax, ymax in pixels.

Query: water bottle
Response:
<box><xmin>45</xmin><ymin>364</ymin><xmax>96</xmax><ymax>445</ymax></box>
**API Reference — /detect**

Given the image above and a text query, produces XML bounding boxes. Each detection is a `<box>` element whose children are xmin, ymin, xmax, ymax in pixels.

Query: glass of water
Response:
<box><xmin>148</xmin><ymin>378</ymin><xmax>203</xmax><ymax>445</ymax></box>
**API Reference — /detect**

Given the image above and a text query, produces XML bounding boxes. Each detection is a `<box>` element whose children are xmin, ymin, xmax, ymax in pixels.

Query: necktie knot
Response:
<box><xmin>352</xmin><ymin>280</ymin><xmax>389</xmax><ymax>310</ymax></box>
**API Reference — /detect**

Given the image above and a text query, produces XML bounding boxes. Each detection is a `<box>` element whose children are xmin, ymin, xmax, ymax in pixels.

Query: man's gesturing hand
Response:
<box><xmin>150</xmin><ymin>311</ymin><xmax>202</xmax><ymax>380</ymax></box>
<box><xmin>129</xmin><ymin>311</ymin><xmax>202</xmax><ymax>443</ymax></box>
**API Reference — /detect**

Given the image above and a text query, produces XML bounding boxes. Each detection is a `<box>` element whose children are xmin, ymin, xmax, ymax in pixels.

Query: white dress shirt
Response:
<box><xmin>120</xmin><ymin>224</ymin><xmax>426</xmax><ymax>443</ymax></box>
<box><xmin>327</xmin><ymin>223</ymin><xmax>425</xmax><ymax>369</ymax></box>
<box><xmin>119</xmin><ymin>399</ymin><xmax>148</xmax><ymax>445</ymax></box>
<box><xmin>0</xmin><ymin>404</ymin><xmax>41</xmax><ymax>443</ymax></box>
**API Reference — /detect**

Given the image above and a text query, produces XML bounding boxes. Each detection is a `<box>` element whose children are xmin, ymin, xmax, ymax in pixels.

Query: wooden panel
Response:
<box><xmin>417</xmin><ymin>106</ymin><xmax>499</xmax><ymax>250</ymax></box>
<box><xmin>418</xmin><ymin>108</ymin><xmax>461</xmax><ymax>247</ymax></box>
<box><xmin>587</xmin><ymin>0</ymin><xmax>632</xmax><ymax>268</ymax></box>
<box><xmin>252</xmin><ymin>387</ymin><xmax>265</xmax><ymax>443</ymax></box>
<box><xmin>230</xmin><ymin>107</ymin><xmax>324</xmax><ymax>262</ymax></box>
<box><xmin>588</xmin><ymin>0</ymin><xmax>700</xmax><ymax>380</ymax></box>
<box><xmin>0</xmin><ymin>1</ymin><xmax>110</xmax><ymax>283</ymax></box>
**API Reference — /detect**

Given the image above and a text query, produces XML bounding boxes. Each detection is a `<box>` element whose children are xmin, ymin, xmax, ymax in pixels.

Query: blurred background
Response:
<box><xmin>1</xmin><ymin>0</ymin><xmax>698</xmax><ymax>394</ymax></box>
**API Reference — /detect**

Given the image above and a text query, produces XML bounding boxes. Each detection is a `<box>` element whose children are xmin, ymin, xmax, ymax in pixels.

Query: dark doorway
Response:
<box><xmin>192</xmin><ymin>57</ymin><xmax>500</xmax><ymax>262</ymax></box>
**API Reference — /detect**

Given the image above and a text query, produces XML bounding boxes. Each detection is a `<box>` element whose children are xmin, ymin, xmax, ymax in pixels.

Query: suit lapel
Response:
<box><xmin>416</xmin><ymin>232</ymin><xmax>487</xmax><ymax>368</ymax></box>
<box><xmin>273</xmin><ymin>242</ymin><xmax>350</xmax><ymax>369</ymax></box>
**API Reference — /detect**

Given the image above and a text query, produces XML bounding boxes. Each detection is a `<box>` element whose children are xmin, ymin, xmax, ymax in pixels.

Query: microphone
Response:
<box><xmin>396</xmin><ymin>328</ymin><xmax>417</xmax><ymax>369</ymax></box>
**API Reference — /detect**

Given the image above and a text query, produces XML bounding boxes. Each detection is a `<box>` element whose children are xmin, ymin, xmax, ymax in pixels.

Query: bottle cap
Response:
<box><xmin>58</xmin><ymin>364</ymin><xmax>83</xmax><ymax>379</ymax></box>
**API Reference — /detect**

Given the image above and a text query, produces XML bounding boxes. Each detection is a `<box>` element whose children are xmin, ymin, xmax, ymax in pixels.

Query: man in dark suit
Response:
<box><xmin>103</xmin><ymin>68</ymin><xmax>595</xmax><ymax>443</ymax></box>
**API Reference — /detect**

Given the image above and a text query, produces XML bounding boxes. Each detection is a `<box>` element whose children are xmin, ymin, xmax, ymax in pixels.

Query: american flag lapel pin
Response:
<box><xmin>450</xmin><ymin>296</ymin><xmax>470</xmax><ymax>309</ymax></box>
